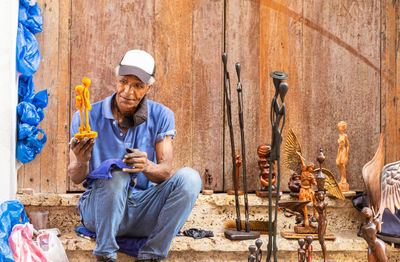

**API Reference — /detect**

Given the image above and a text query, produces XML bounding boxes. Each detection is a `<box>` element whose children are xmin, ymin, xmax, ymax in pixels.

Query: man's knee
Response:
<box><xmin>172</xmin><ymin>167</ymin><xmax>202</xmax><ymax>196</ymax></box>
<box><xmin>94</xmin><ymin>169</ymin><xmax>130</xmax><ymax>192</ymax></box>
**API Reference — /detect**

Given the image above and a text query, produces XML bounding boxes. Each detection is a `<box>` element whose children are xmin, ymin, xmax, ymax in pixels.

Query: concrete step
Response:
<box><xmin>16</xmin><ymin>193</ymin><xmax>400</xmax><ymax>261</ymax></box>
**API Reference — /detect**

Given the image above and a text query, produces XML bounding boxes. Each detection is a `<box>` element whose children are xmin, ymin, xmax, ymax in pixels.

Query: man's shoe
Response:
<box><xmin>96</xmin><ymin>256</ymin><xmax>116</xmax><ymax>262</ymax></box>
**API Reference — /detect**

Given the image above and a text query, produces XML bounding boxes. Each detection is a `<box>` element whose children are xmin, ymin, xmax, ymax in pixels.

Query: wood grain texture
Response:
<box><xmin>381</xmin><ymin>0</ymin><xmax>400</xmax><ymax>164</ymax></box>
<box><xmin>153</xmin><ymin>0</ymin><xmax>194</xmax><ymax>175</ymax></box>
<box><xmin>225</xmin><ymin>0</ymin><xmax>260</xmax><ymax>192</ymax></box>
<box><xmin>192</xmin><ymin>0</ymin><xmax>224</xmax><ymax>191</ymax></box>
<box><xmin>301</xmin><ymin>0</ymin><xmax>381</xmax><ymax>190</ymax></box>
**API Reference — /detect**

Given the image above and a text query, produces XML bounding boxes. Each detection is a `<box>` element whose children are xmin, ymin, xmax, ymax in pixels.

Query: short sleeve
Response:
<box><xmin>69</xmin><ymin>111</ymin><xmax>80</xmax><ymax>144</ymax></box>
<box><xmin>155</xmin><ymin>106</ymin><xmax>176</xmax><ymax>143</ymax></box>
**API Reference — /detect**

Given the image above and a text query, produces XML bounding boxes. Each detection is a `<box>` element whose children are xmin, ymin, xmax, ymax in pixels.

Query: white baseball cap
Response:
<box><xmin>119</xmin><ymin>50</ymin><xmax>156</xmax><ymax>83</ymax></box>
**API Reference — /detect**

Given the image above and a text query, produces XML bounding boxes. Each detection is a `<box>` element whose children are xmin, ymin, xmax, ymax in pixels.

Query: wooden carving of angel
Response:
<box><xmin>284</xmin><ymin>129</ymin><xmax>345</xmax><ymax>229</ymax></box>
<box><xmin>361</xmin><ymin>133</ymin><xmax>400</xmax><ymax>262</ymax></box>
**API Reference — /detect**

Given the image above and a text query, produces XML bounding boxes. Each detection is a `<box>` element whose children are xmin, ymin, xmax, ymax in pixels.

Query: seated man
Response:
<box><xmin>68</xmin><ymin>50</ymin><xmax>201</xmax><ymax>262</ymax></box>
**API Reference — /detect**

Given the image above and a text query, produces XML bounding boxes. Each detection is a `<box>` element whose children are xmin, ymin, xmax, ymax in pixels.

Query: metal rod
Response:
<box><xmin>236</xmin><ymin>62</ymin><xmax>250</xmax><ymax>232</ymax></box>
<box><xmin>222</xmin><ymin>53</ymin><xmax>241</xmax><ymax>231</ymax></box>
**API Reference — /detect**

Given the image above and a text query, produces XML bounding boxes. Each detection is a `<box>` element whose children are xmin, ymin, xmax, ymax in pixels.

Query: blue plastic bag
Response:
<box><xmin>16</xmin><ymin>23</ymin><xmax>41</xmax><ymax>76</ymax></box>
<box><xmin>16</xmin><ymin>128</ymin><xmax>47</xmax><ymax>164</ymax></box>
<box><xmin>18</xmin><ymin>123</ymin><xmax>36</xmax><ymax>140</ymax></box>
<box><xmin>18</xmin><ymin>75</ymin><xmax>35</xmax><ymax>103</ymax></box>
<box><xmin>0</xmin><ymin>200</ymin><xmax>29</xmax><ymax>262</ymax></box>
<box><xmin>17</xmin><ymin>101</ymin><xmax>41</xmax><ymax>126</ymax></box>
<box><xmin>32</xmin><ymin>89</ymin><xmax>48</xmax><ymax>109</ymax></box>
<box><xmin>18</xmin><ymin>2</ymin><xmax>43</xmax><ymax>34</ymax></box>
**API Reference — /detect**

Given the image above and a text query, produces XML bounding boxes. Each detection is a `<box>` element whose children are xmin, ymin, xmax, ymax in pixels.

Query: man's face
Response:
<box><xmin>115</xmin><ymin>75</ymin><xmax>151</xmax><ymax>115</ymax></box>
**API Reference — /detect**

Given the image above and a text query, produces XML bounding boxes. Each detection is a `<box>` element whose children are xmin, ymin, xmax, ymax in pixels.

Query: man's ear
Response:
<box><xmin>146</xmin><ymin>85</ymin><xmax>152</xmax><ymax>94</ymax></box>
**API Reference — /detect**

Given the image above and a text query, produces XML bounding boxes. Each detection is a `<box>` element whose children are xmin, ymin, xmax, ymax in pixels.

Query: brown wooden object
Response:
<box><xmin>297</xmin><ymin>238</ymin><xmax>306</xmax><ymax>262</ymax></box>
<box><xmin>315</xmin><ymin>191</ymin><xmax>327</xmax><ymax>262</ymax></box>
<box><xmin>202</xmin><ymin>168</ymin><xmax>213</xmax><ymax>195</ymax></box>
<box><xmin>360</xmin><ymin>207</ymin><xmax>388</xmax><ymax>262</ymax></box>
<box><xmin>305</xmin><ymin>235</ymin><xmax>313</xmax><ymax>262</ymax></box>
<box><xmin>256</xmin><ymin>144</ymin><xmax>279</xmax><ymax>197</ymax></box>
<box><xmin>227</xmin><ymin>148</ymin><xmax>244</xmax><ymax>195</ymax></box>
<box><xmin>336</xmin><ymin>121</ymin><xmax>350</xmax><ymax>192</ymax></box>
<box><xmin>281</xmin><ymin>232</ymin><xmax>335</xmax><ymax>241</ymax></box>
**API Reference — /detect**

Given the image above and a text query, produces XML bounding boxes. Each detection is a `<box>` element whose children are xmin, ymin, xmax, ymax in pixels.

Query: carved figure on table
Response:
<box><xmin>74</xmin><ymin>77</ymin><xmax>97</xmax><ymax>139</ymax></box>
<box><xmin>202</xmin><ymin>169</ymin><xmax>214</xmax><ymax>195</ymax></box>
<box><xmin>298</xmin><ymin>152</ymin><xmax>318</xmax><ymax>228</ymax></box>
<box><xmin>297</xmin><ymin>238</ymin><xmax>306</xmax><ymax>262</ymax></box>
<box><xmin>315</xmin><ymin>191</ymin><xmax>327</xmax><ymax>262</ymax></box>
<box><xmin>256</xmin><ymin>144</ymin><xmax>278</xmax><ymax>197</ymax></box>
<box><xmin>336</xmin><ymin>121</ymin><xmax>350</xmax><ymax>192</ymax></box>
<box><xmin>228</xmin><ymin>148</ymin><xmax>243</xmax><ymax>195</ymax></box>
<box><xmin>305</xmin><ymin>235</ymin><xmax>313</xmax><ymax>262</ymax></box>
<box><xmin>284</xmin><ymin>129</ymin><xmax>345</xmax><ymax>233</ymax></box>
<box><xmin>360</xmin><ymin>207</ymin><xmax>387</xmax><ymax>262</ymax></box>
<box><xmin>288</xmin><ymin>172</ymin><xmax>301</xmax><ymax>197</ymax></box>
<box><xmin>279</xmin><ymin>200</ymin><xmax>312</xmax><ymax>228</ymax></box>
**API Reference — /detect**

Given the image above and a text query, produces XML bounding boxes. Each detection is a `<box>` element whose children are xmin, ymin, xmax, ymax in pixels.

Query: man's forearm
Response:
<box><xmin>142</xmin><ymin>160</ymin><xmax>172</xmax><ymax>184</ymax></box>
<box><xmin>68</xmin><ymin>161</ymin><xmax>89</xmax><ymax>184</ymax></box>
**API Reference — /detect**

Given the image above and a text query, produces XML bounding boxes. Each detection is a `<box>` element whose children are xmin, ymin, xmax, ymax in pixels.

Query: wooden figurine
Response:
<box><xmin>336</xmin><ymin>121</ymin><xmax>352</xmax><ymax>194</ymax></box>
<box><xmin>288</xmin><ymin>171</ymin><xmax>301</xmax><ymax>198</ymax></box>
<box><xmin>227</xmin><ymin>148</ymin><xmax>244</xmax><ymax>195</ymax></box>
<box><xmin>305</xmin><ymin>235</ymin><xmax>313</xmax><ymax>262</ymax></box>
<box><xmin>297</xmin><ymin>238</ymin><xmax>306</xmax><ymax>262</ymax></box>
<box><xmin>202</xmin><ymin>169</ymin><xmax>214</xmax><ymax>195</ymax></box>
<box><xmin>360</xmin><ymin>207</ymin><xmax>387</xmax><ymax>262</ymax></box>
<box><xmin>315</xmin><ymin>191</ymin><xmax>327</xmax><ymax>262</ymax></box>
<box><xmin>284</xmin><ymin>129</ymin><xmax>344</xmax><ymax>234</ymax></box>
<box><xmin>256</xmin><ymin>144</ymin><xmax>279</xmax><ymax>197</ymax></box>
<box><xmin>74</xmin><ymin>77</ymin><xmax>97</xmax><ymax>139</ymax></box>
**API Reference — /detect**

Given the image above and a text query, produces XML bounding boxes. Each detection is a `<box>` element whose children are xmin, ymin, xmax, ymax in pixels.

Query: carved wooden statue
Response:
<box><xmin>305</xmin><ymin>235</ymin><xmax>313</xmax><ymax>262</ymax></box>
<box><xmin>74</xmin><ymin>77</ymin><xmax>97</xmax><ymax>139</ymax></box>
<box><xmin>202</xmin><ymin>169</ymin><xmax>214</xmax><ymax>195</ymax></box>
<box><xmin>297</xmin><ymin>238</ymin><xmax>306</xmax><ymax>262</ymax></box>
<box><xmin>288</xmin><ymin>172</ymin><xmax>301</xmax><ymax>197</ymax></box>
<box><xmin>361</xmin><ymin>133</ymin><xmax>400</xmax><ymax>261</ymax></box>
<box><xmin>336</xmin><ymin>121</ymin><xmax>350</xmax><ymax>192</ymax></box>
<box><xmin>256</xmin><ymin>144</ymin><xmax>277</xmax><ymax>197</ymax></box>
<box><xmin>315</xmin><ymin>191</ymin><xmax>327</xmax><ymax>262</ymax></box>
<box><xmin>360</xmin><ymin>207</ymin><xmax>387</xmax><ymax>262</ymax></box>
<box><xmin>284</xmin><ymin>129</ymin><xmax>344</xmax><ymax>233</ymax></box>
<box><xmin>227</xmin><ymin>148</ymin><xmax>244</xmax><ymax>195</ymax></box>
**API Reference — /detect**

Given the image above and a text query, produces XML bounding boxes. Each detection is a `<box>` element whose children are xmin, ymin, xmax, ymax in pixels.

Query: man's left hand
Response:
<box><xmin>123</xmin><ymin>148</ymin><xmax>148</xmax><ymax>173</ymax></box>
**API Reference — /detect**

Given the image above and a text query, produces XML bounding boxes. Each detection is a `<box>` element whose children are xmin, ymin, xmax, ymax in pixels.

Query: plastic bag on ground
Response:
<box><xmin>16</xmin><ymin>128</ymin><xmax>47</xmax><ymax>164</ymax></box>
<box><xmin>16</xmin><ymin>23</ymin><xmax>41</xmax><ymax>76</ymax></box>
<box><xmin>0</xmin><ymin>201</ymin><xmax>29</xmax><ymax>262</ymax></box>
<box><xmin>9</xmin><ymin>223</ymin><xmax>46</xmax><ymax>262</ymax></box>
<box><xmin>37</xmin><ymin>231</ymin><xmax>69</xmax><ymax>262</ymax></box>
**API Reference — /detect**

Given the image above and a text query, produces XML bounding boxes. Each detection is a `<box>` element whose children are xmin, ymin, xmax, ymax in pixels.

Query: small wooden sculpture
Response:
<box><xmin>297</xmin><ymin>238</ymin><xmax>306</xmax><ymax>262</ymax></box>
<box><xmin>315</xmin><ymin>191</ymin><xmax>327</xmax><ymax>262</ymax></box>
<box><xmin>256</xmin><ymin>144</ymin><xmax>279</xmax><ymax>197</ymax></box>
<box><xmin>288</xmin><ymin>172</ymin><xmax>301</xmax><ymax>197</ymax></box>
<box><xmin>227</xmin><ymin>148</ymin><xmax>244</xmax><ymax>195</ymax></box>
<box><xmin>74</xmin><ymin>77</ymin><xmax>97</xmax><ymax>139</ymax></box>
<box><xmin>202</xmin><ymin>169</ymin><xmax>214</xmax><ymax>195</ymax></box>
<box><xmin>284</xmin><ymin>129</ymin><xmax>344</xmax><ymax>234</ymax></box>
<box><xmin>336</xmin><ymin>121</ymin><xmax>350</xmax><ymax>192</ymax></box>
<box><xmin>248</xmin><ymin>239</ymin><xmax>263</xmax><ymax>262</ymax></box>
<box><xmin>360</xmin><ymin>207</ymin><xmax>387</xmax><ymax>262</ymax></box>
<box><xmin>305</xmin><ymin>235</ymin><xmax>313</xmax><ymax>262</ymax></box>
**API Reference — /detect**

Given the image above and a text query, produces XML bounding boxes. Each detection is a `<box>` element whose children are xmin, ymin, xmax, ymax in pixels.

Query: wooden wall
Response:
<box><xmin>17</xmin><ymin>0</ymin><xmax>400</xmax><ymax>193</ymax></box>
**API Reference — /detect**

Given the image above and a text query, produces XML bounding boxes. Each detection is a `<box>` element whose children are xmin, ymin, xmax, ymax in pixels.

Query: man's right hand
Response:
<box><xmin>70</xmin><ymin>137</ymin><xmax>95</xmax><ymax>163</ymax></box>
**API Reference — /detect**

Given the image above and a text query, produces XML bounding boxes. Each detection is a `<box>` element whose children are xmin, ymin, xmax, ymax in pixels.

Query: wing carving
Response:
<box><xmin>362</xmin><ymin>133</ymin><xmax>385</xmax><ymax>213</ymax></box>
<box><xmin>314</xmin><ymin>168</ymin><xmax>345</xmax><ymax>200</ymax></box>
<box><xmin>377</xmin><ymin>161</ymin><xmax>400</xmax><ymax>218</ymax></box>
<box><xmin>284</xmin><ymin>128</ymin><xmax>303</xmax><ymax>174</ymax></box>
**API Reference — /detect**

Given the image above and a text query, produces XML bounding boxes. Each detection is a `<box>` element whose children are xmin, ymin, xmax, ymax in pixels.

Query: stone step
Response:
<box><xmin>17</xmin><ymin>193</ymin><xmax>364</xmax><ymax>234</ymax></box>
<box><xmin>16</xmin><ymin>193</ymin><xmax>400</xmax><ymax>261</ymax></box>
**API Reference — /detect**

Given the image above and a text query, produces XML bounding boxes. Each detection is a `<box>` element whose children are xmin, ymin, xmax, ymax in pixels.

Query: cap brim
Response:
<box><xmin>119</xmin><ymin>65</ymin><xmax>151</xmax><ymax>83</ymax></box>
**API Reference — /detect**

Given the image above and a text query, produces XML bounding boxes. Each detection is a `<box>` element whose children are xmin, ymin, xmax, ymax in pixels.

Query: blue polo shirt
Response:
<box><xmin>70</xmin><ymin>93</ymin><xmax>176</xmax><ymax>191</ymax></box>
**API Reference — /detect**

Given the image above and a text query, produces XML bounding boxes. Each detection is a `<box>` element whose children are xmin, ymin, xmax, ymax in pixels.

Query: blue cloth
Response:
<box><xmin>75</xmin><ymin>225</ymin><xmax>147</xmax><ymax>257</ymax></box>
<box><xmin>83</xmin><ymin>159</ymin><xmax>133</xmax><ymax>189</ymax></box>
<box><xmin>79</xmin><ymin>168</ymin><xmax>201</xmax><ymax>260</ymax></box>
<box><xmin>70</xmin><ymin>93</ymin><xmax>176</xmax><ymax>191</ymax></box>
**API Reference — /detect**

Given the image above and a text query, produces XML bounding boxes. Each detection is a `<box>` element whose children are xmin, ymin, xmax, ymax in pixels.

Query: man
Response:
<box><xmin>68</xmin><ymin>50</ymin><xmax>201</xmax><ymax>262</ymax></box>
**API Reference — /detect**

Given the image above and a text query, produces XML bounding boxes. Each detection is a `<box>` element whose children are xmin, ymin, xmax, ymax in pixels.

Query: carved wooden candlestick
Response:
<box><xmin>227</xmin><ymin>148</ymin><xmax>244</xmax><ymax>195</ymax></box>
<box><xmin>256</xmin><ymin>144</ymin><xmax>279</xmax><ymax>197</ymax></box>
<box><xmin>202</xmin><ymin>169</ymin><xmax>214</xmax><ymax>195</ymax></box>
<box><xmin>74</xmin><ymin>77</ymin><xmax>97</xmax><ymax>139</ymax></box>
